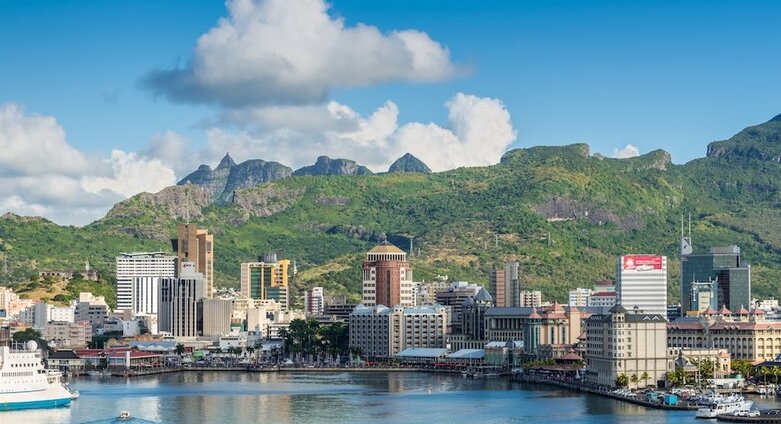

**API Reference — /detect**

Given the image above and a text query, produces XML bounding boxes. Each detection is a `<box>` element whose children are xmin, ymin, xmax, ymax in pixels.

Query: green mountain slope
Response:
<box><xmin>2</xmin><ymin>116</ymin><xmax>781</xmax><ymax>305</ymax></box>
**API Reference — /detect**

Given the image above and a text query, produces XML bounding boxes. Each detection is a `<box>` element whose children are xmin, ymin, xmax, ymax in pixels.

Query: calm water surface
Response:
<box><xmin>4</xmin><ymin>372</ymin><xmax>781</xmax><ymax>424</ymax></box>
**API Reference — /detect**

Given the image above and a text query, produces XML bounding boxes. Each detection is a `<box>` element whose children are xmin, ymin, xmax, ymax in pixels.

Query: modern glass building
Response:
<box><xmin>240</xmin><ymin>254</ymin><xmax>290</xmax><ymax>310</ymax></box>
<box><xmin>681</xmin><ymin>245</ymin><xmax>750</xmax><ymax>313</ymax></box>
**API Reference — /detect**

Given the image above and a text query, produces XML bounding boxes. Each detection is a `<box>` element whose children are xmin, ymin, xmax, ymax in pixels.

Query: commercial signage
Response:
<box><xmin>622</xmin><ymin>255</ymin><xmax>663</xmax><ymax>271</ymax></box>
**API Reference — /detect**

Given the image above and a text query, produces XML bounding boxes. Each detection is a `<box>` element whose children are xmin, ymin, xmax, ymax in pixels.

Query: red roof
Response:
<box><xmin>738</xmin><ymin>306</ymin><xmax>750</xmax><ymax>315</ymax></box>
<box><xmin>74</xmin><ymin>348</ymin><xmax>162</xmax><ymax>359</ymax></box>
<box><xmin>719</xmin><ymin>305</ymin><xmax>732</xmax><ymax>315</ymax></box>
<box><xmin>528</xmin><ymin>308</ymin><xmax>541</xmax><ymax>319</ymax></box>
<box><xmin>704</xmin><ymin>307</ymin><xmax>718</xmax><ymax>315</ymax></box>
<box><xmin>751</xmin><ymin>308</ymin><xmax>766</xmax><ymax>315</ymax></box>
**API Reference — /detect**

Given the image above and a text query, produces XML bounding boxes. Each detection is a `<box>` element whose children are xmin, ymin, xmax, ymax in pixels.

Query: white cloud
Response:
<box><xmin>201</xmin><ymin>92</ymin><xmax>516</xmax><ymax>172</ymax></box>
<box><xmin>142</xmin><ymin>0</ymin><xmax>456</xmax><ymax>107</ymax></box>
<box><xmin>81</xmin><ymin>150</ymin><xmax>177</xmax><ymax>198</ymax></box>
<box><xmin>612</xmin><ymin>144</ymin><xmax>640</xmax><ymax>159</ymax></box>
<box><xmin>0</xmin><ymin>103</ymin><xmax>177</xmax><ymax>226</ymax></box>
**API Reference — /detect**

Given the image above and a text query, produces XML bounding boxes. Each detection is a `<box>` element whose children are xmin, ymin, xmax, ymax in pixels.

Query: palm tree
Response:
<box><xmin>640</xmin><ymin>371</ymin><xmax>650</xmax><ymax>388</ymax></box>
<box><xmin>630</xmin><ymin>374</ymin><xmax>639</xmax><ymax>389</ymax></box>
<box><xmin>615</xmin><ymin>373</ymin><xmax>629</xmax><ymax>389</ymax></box>
<box><xmin>175</xmin><ymin>343</ymin><xmax>185</xmax><ymax>356</ymax></box>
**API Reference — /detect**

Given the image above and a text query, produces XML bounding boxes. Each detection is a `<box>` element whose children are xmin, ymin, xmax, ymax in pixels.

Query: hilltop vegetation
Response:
<box><xmin>1</xmin><ymin>115</ymin><xmax>781</xmax><ymax>305</ymax></box>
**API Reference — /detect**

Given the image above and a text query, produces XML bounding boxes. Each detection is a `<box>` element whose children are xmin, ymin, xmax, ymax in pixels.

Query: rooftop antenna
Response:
<box><xmin>680</xmin><ymin>213</ymin><xmax>693</xmax><ymax>256</ymax></box>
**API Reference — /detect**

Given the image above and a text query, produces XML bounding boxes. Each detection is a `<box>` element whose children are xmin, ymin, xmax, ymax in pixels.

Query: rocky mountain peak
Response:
<box><xmin>707</xmin><ymin>114</ymin><xmax>781</xmax><ymax>162</ymax></box>
<box><xmin>388</xmin><ymin>153</ymin><xmax>432</xmax><ymax>173</ymax></box>
<box><xmin>216</xmin><ymin>153</ymin><xmax>237</xmax><ymax>170</ymax></box>
<box><xmin>293</xmin><ymin>156</ymin><xmax>373</xmax><ymax>176</ymax></box>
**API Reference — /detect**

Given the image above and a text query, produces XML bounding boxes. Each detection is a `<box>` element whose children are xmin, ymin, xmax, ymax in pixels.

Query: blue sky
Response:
<box><xmin>1</xmin><ymin>0</ymin><xmax>780</xmax><ymax>224</ymax></box>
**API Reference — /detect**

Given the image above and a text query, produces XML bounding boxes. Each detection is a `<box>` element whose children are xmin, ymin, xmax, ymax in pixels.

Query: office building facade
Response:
<box><xmin>241</xmin><ymin>255</ymin><xmax>291</xmax><ymax>310</ymax></box>
<box><xmin>116</xmin><ymin>252</ymin><xmax>177</xmax><ymax>311</ymax></box>
<box><xmin>681</xmin><ymin>245</ymin><xmax>750</xmax><ymax>313</ymax></box>
<box><xmin>490</xmin><ymin>261</ymin><xmax>520</xmax><ymax>308</ymax></box>
<box><xmin>158</xmin><ymin>264</ymin><xmax>205</xmax><ymax>338</ymax></box>
<box><xmin>361</xmin><ymin>242</ymin><xmax>414</xmax><ymax>307</ymax></box>
<box><xmin>616</xmin><ymin>255</ymin><xmax>667</xmax><ymax>318</ymax></box>
<box><xmin>175</xmin><ymin>224</ymin><xmax>214</xmax><ymax>299</ymax></box>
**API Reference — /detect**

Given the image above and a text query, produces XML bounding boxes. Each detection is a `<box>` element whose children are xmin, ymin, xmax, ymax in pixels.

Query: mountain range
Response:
<box><xmin>2</xmin><ymin>115</ymin><xmax>781</xmax><ymax>306</ymax></box>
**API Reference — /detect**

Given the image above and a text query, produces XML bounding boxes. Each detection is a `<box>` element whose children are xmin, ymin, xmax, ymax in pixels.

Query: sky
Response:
<box><xmin>1</xmin><ymin>0</ymin><xmax>780</xmax><ymax>226</ymax></box>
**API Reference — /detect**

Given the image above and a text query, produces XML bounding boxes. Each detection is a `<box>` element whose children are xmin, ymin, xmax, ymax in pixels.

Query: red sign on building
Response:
<box><xmin>622</xmin><ymin>255</ymin><xmax>663</xmax><ymax>271</ymax></box>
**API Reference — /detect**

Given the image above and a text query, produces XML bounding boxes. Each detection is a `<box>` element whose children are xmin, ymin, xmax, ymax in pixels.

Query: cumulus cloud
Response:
<box><xmin>201</xmin><ymin>93</ymin><xmax>516</xmax><ymax>172</ymax></box>
<box><xmin>612</xmin><ymin>144</ymin><xmax>641</xmax><ymax>159</ymax></box>
<box><xmin>0</xmin><ymin>103</ymin><xmax>177</xmax><ymax>226</ymax></box>
<box><xmin>141</xmin><ymin>0</ymin><xmax>456</xmax><ymax>107</ymax></box>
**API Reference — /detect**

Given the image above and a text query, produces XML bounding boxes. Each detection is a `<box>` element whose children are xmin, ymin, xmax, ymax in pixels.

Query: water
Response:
<box><xmin>4</xmin><ymin>372</ymin><xmax>781</xmax><ymax>424</ymax></box>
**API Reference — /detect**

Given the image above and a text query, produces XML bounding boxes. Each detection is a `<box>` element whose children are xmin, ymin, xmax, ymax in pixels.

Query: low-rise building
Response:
<box><xmin>667</xmin><ymin>306</ymin><xmax>781</xmax><ymax>362</ymax></box>
<box><xmin>519</xmin><ymin>291</ymin><xmax>542</xmax><ymax>308</ymax></box>
<box><xmin>41</xmin><ymin>320</ymin><xmax>92</xmax><ymax>348</ymax></box>
<box><xmin>74</xmin><ymin>292</ymin><xmax>109</xmax><ymax>330</ymax></box>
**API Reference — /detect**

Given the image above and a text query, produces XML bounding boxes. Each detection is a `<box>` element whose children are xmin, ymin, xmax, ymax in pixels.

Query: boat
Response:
<box><xmin>695</xmin><ymin>396</ymin><xmax>754</xmax><ymax>419</ymax></box>
<box><xmin>117</xmin><ymin>410</ymin><xmax>131</xmax><ymax>420</ymax></box>
<box><xmin>0</xmin><ymin>340</ymin><xmax>73</xmax><ymax>410</ymax></box>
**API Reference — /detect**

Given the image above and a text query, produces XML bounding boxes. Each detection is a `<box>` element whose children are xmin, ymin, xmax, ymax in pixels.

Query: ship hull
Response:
<box><xmin>0</xmin><ymin>397</ymin><xmax>71</xmax><ymax>411</ymax></box>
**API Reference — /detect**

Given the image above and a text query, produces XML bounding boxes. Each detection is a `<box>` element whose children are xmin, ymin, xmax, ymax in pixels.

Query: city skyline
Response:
<box><xmin>2</xmin><ymin>0</ymin><xmax>781</xmax><ymax>224</ymax></box>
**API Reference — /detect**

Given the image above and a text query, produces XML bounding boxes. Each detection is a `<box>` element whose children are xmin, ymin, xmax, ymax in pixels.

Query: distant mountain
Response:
<box><xmin>293</xmin><ymin>156</ymin><xmax>373</xmax><ymax>177</ymax></box>
<box><xmin>707</xmin><ymin>114</ymin><xmax>781</xmax><ymax>162</ymax></box>
<box><xmin>388</xmin><ymin>153</ymin><xmax>431</xmax><ymax>173</ymax></box>
<box><xmin>177</xmin><ymin>154</ymin><xmax>292</xmax><ymax>203</ymax></box>
<box><xmin>3</xmin><ymin>114</ymin><xmax>781</xmax><ymax>306</ymax></box>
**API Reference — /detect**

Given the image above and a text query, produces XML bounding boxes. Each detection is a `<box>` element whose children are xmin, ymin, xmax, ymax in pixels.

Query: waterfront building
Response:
<box><xmin>199</xmin><ymin>298</ymin><xmax>234</xmax><ymax>336</ymax></box>
<box><xmin>74</xmin><ymin>292</ymin><xmax>109</xmax><ymax>329</ymax></box>
<box><xmin>435</xmin><ymin>281</ymin><xmax>481</xmax><ymax>334</ymax></box>
<box><xmin>616</xmin><ymin>255</ymin><xmax>667</xmax><ymax>318</ymax></box>
<box><xmin>667</xmin><ymin>306</ymin><xmax>781</xmax><ymax>362</ymax></box>
<box><xmin>584</xmin><ymin>304</ymin><xmax>668</xmax><ymax>388</ymax></box>
<box><xmin>246</xmin><ymin>301</ymin><xmax>306</xmax><ymax>339</ymax></box>
<box><xmin>568</xmin><ymin>288</ymin><xmax>592</xmax><ymax>307</ymax></box>
<box><xmin>349</xmin><ymin>304</ymin><xmax>448</xmax><ymax>358</ymax></box>
<box><xmin>681</xmin><ymin>245</ymin><xmax>751</xmax><ymax>314</ymax></box>
<box><xmin>489</xmin><ymin>261</ymin><xmax>520</xmax><ymax>308</ymax></box>
<box><xmin>483</xmin><ymin>303</ymin><xmax>586</xmax><ymax>354</ymax></box>
<box><xmin>240</xmin><ymin>254</ymin><xmax>290</xmax><ymax>311</ymax></box>
<box><xmin>158</xmin><ymin>264</ymin><xmax>205</xmax><ymax>338</ymax></box>
<box><xmin>361</xmin><ymin>242</ymin><xmax>414</xmax><ymax>307</ymax></box>
<box><xmin>304</xmin><ymin>287</ymin><xmax>325</xmax><ymax>316</ymax></box>
<box><xmin>519</xmin><ymin>290</ymin><xmax>542</xmax><ymax>308</ymax></box>
<box><xmin>116</xmin><ymin>252</ymin><xmax>177</xmax><ymax>311</ymax></box>
<box><xmin>41</xmin><ymin>320</ymin><xmax>92</xmax><ymax>348</ymax></box>
<box><xmin>667</xmin><ymin>347</ymin><xmax>731</xmax><ymax>379</ymax></box>
<box><xmin>175</xmin><ymin>224</ymin><xmax>214</xmax><ymax>299</ymax></box>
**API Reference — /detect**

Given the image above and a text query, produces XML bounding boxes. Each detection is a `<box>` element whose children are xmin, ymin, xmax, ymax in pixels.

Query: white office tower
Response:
<box><xmin>304</xmin><ymin>287</ymin><xmax>325</xmax><ymax>315</ymax></box>
<box><xmin>115</xmin><ymin>252</ymin><xmax>176</xmax><ymax>311</ymax></box>
<box><xmin>616</xmin><ymin>255</ymin><xmax>668</xmax><ymax>318</ymax></box>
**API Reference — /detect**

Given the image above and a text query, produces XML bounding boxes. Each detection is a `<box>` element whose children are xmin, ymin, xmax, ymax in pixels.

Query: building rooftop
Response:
<box><xmin>395</xmin><ymin>348</ymin><xmax>448</xmax><ymax>358</ymax></box>
<box><xmin>447</xmin><ymin>349</ymin><xmax>485</xmax><ymax>360</ymax></box>
<box><xmin>367</xmin><ymin>242</ymin><xmax>405</xmax><ymax>255</ymax></box>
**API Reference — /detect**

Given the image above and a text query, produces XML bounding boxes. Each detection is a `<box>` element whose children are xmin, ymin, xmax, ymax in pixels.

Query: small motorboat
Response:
<box><xmin>117</xmin><ymin>410</ymin><xmax>131</xmax><ymax>420</ymax></box>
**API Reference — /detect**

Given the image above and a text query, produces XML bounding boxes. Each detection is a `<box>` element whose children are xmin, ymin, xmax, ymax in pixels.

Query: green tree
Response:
<box><xmin>12</xmin><ymin>328</ymin><xmax>50</xmax><ymax>353</ymax></box>
<box><xmin>615</xmin><ymin>374</ymin><xmax>629</xmax><ymax>389</ymax></box>
<box><xmin>640</xmin><ymin>371</ymin><xmax>650</xmax><ymax>387</ymax></box>
<box><xmin>630</xmin><ymin>374</ymin><xmax>639</xmax><ymax>388</ymax></box>
<box><xmin>732</xmin><ymin>359</ymin><xmax>753</xmax><ymax>380</ymax></box>
<box><xmin>175</xmin><ymin>343</ymin><xmax>185</xmax><ymax>356</ymax></box>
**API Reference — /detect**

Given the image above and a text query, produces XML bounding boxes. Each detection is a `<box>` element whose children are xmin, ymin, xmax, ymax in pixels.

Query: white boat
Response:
<box><xmin>695</xmin><ymin>397</ymin><xmax>754</xmax><ymax>419</ymax></box>
<box><xmin>117</xmin><ymin>410</ymin><xmax>131</xmax><ymax>420</ymax></box>
<box><xmin>0</xmin><ymin>341</ymin><xmax>72</xmax><ymax>410</ymax></box>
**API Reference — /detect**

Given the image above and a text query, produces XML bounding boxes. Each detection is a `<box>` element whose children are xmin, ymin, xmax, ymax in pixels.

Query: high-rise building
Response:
<box><xmin>616</xmin><ymin>255</ymin><xmax>667</xmax><ymax>318</ymax></box>
<box><xmin>681</xmin><ymin>245</ymin><xmax>751</xmax><ymax>313</ymax></box>
<box><xmin>304</xmin><ymin>287</ymin><xmax>325</xmax><ymax>315</ymax></box>
<box><xmin>241</xmin><ymin>255</ymin><xmax>290</xmax><ymax>310</ymax></box>
<box><xmin>175</xmin><ymin>224</ymin><xmax>214</xmax><ymax>299</ymax></box>
<box><xmin>158</xmin><ymin>263</ymin><xmax>205</xmax><ymax>338</ymax></box>
<box><xmin>489</xmin><ymin>261</ymin><xmax>520</xmax><ymax>307</ymax></box>
<box><xmin>361</xmin><ymin>242</ymin><xmax>414</xmax><ymax>307</ymax></box>
<box><xmin>115</xmin><ymin>252</ymin><xmax>177</xmax><ymax>311</ymax></box>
